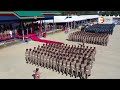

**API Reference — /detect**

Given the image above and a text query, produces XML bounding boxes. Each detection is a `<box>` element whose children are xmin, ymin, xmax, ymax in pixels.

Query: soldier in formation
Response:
<box><xmin>68</xmin><ymin>31</ymin><xmax>109</xmax><ymax>46</ymax></box>
<box><xmin>26</xmin><ymin>43</ymin><xmax>96</xmax><ymax>79</ymax></box>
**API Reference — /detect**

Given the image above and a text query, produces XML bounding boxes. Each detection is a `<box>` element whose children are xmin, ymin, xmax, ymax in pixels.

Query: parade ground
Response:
<box><xmin>0</xmin><ymin>25</ymin><xmax>120</xmax><ymax>79</ymax></box>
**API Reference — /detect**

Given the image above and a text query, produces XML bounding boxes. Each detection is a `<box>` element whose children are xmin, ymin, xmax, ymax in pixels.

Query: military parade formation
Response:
<box><xmin>68</xmin><ymin>31</ymin><xmax>109</xmax><ymax>46</ymax></box>
<box><xmin>24</xmin><ymin>21</ymin><xmax>116</xmax><ymax>79</ymax></box>
<box><xmin>68</xmin><ymin>24</ymin><xmax>115</xmax><ymax>46</ymax></box>
<box><xmin>84</xmin><ymin>24</ymin><xmax>115</xmax><ymax>35</ymax></box>
<box><xmin>25</xmin><ymin>43</ymin><xmax>96</xmax><ymax>79</ymax></box>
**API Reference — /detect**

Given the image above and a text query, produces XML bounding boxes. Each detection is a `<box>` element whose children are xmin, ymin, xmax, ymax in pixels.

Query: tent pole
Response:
<box><xmin>53</xmin><ymin>18</ymin><xmax>55</xmax><ymax>31</ymax></box>
<box><xmin>27</xmin><ymin>28</ymin><xmax>28</xmax><ymax>36</ymax></box>
<box><xmin>40</xmin><ymin>20</ymin><xmax>42</xmax><ymax>37</ymax></box>
<box><xmin>44</xmin><ymin>20</ymin><xmax>46</xmax><ymax>32</ymax></box>
<box><xmin>22</xmin><ymin>23</ymin><xmax>24</xmax><ymax>41</ymax></box>
<box><xmin>68</xmin><ymin>21</ymin><xmax>69</xmax><ymax>28</ymax></box>
<box><xmin>22</xmin><ymin>30</ymin><xmax>24</xmax><ymax>41</ymax></box>
<box><xmin>32</xmin><ymin>21</ymin><xmax>34</xmax><ymax>34</ymax></box>
<box><xmin>27</xmin><ymin>23</ymin><xmax>28</xmax><ymax>36</ymax></box>
<box><xmin>25</xmin><ymin>22</ymin><xmax>28</xmax><ymax>36</ymax></box>
<box><xmin>73</xmin><ymin>21</ymin><xmax>75</xmax><ymax>29</ymax></box>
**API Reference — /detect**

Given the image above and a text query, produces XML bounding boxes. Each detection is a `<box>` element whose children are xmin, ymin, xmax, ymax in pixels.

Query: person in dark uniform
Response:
<box><xmin>25</xmin><ymin>49</ymin><xmax>29</xmax><ymax>63</ymax></box>
<box><xmin>29</xmin><ymin>48</ymin><xmax>32</xmax><ymax>64</ymax></box>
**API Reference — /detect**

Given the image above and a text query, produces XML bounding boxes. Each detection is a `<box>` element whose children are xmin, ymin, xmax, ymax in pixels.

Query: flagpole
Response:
<box><xmin>53</xmin><ymin>17</ymin><xmax>55</xmax><ymax>31</ymax></box>
<box><xmin>67</xmin><ymin>14</ymin><xmax>69</xmax><ymax>28</ymax></box>
<box><xmin>27</xmin><ymin>25</ymin><xmax>28</xmax><ymax>36</ymax></box>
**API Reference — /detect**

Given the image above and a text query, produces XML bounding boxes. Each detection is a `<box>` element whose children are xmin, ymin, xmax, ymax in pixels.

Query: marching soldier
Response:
<box><xmin>49</xmin><ymin>55</ymin><xmax>53</xmax><ymax>70</ymax></box>
<box><xmin>83</xmin><ymin>56</ymin><xmax>88</xmax><ymax>66</ymax></box>
<box><xmin>27</xmin><ymin>48</ymin><xmax>32</xmax><ymax>64</ymax></box>
<box><xmin>93</xmin><ymin>47</ymin><xmax>96</xmax><ymax>57</ymax></box>
<box><xmin>31</xmin><ymin>50</ymin><xmax>35</xmax><ymax>65</ymax></box>
<box><xmin>102</xmin><ymin>34</ymin><xmax>106</xmax><ymax>46</ymax></box>
<box><xmin>85</xmin><ymin>62</ymin><xmax>92</xmax><ymax>79</ymax></box>
<box><xmin>34</xmin><ymin>51</ymin><xmax>38</xmax><ymax>66</ymax></box>
<box><xmin>29</xmin><ymin>49</ymin><xmax>33</xmax><ymax>64</ymax></box>
<box><xmin>66</xmin><ymin>59</ymin><xmax>71</xmax><ymax>76</ymax></box>
<box><xmin>37</xmin><ymin>45</ymin><xmax>40</xmax><ymax>50</ymax></box>
<box><xmin>75</xmin><ymin>60</ymin><xmax>81</xmax><ymax>78</ymax></box>
<box><xmin>61</xmin><ymin>58</ymin><xmax>67</xmax><ymax>75</ymax></box>
<box><xmin>33</xmin><ymin>47</ymin><xmax>37</xmax><ymax>51</ymax></box>
<box><xmin>37</xmin><ymin>52</ymin><xmax>41</xmax><ymax>66</ymax></box>
<box><xmin>40</xmin><ymin>52</ymin><xmax>44</xmax><ymax>67</ymax></box>
<box><xmin>43</xmin><ymin>53</ymin><xmax>47</xmax><ymax>68</ymax></box>
<box><xmin>70</xmin><ymin>59</ymin><xmax>76</xmax><ymax>77</ymax></box>
<box><xmin>55</xmin><ymin>56</ymin><xmax>59</xmax><ymax>72</ymax></box>
<box><xmin>46</xmin><ymin>53</ymin><xmax>50</xmax><ymax>69</ymax></box>
<box><xmin>91</xmin><ymin>34</ymin><xmax>94</xmax><ymax>44</ymax></box>
<box><xmin>88</xmin><ymin>55</ymin><xmax>93</xmax><ymax>69</ymax></box>
<box><xmin>58</xmin><ymin>57</ymin><xmax>63</xmax><ymax>73</ymax></box>
<box><xmin>105</xmin><ymin>35</ymin><xmax>109</xmax><ymax>46</ymax></box>
<box><xmin>25</xmin><ymin>49</ymin><xmax>29</xmax><ymax>63</ymax></box>
<box><xmin>52</xmin><ymin>56</ymin><xmax>57</xmax><ymax>71</ymax></box>
<box><xmin>78</xmin><ymin>56</ymin><xmax>83</xmax><ymax>64</ymax></box>
<box><xmin>80</xmin><ymin>62</ymin><xmax>86</xmax><ymax>79</ymax></box>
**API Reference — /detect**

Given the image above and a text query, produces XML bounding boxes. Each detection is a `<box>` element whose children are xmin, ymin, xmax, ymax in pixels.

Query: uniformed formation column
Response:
<box><xmin>25</xmin><ymin>43</ymin><xmax>96</xmax><ymax>79</ymax></box>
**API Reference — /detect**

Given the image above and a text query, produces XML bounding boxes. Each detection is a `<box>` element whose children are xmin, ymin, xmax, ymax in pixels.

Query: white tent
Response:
<box><xmin>37</xmin><ymin>15</ymin><xmax>99</xmax><ymax>23</ymax></box>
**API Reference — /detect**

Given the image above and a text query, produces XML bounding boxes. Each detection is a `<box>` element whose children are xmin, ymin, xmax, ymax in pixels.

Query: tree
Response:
<box><xmin>61</xmin><ymin>11</ymin><xmax>98</xmax><ymax>15</ymax></box>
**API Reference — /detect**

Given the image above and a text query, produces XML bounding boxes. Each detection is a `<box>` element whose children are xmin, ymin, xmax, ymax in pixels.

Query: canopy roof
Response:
<box><xmin>0</xmin><ymin>12</ymin><xmax>19</xmax><ymax>21</ymax></box>
<box><xmin>44</xmin><ymin>15</ymin><xmax>99</xmax><ymax>23</ymax></box>
<box><xmin>0</xmin><ymin>11</ymin><xmax>56</xmax><ymax>23</ymax></box>
<box><xmin>40</xmin><ymin>11</ymin><xmax>61</xmax><ymax>15</ymax></box>
<box><xmin>14</xmin><ymin>11</ymin><xmax>44</xmax><ymax>18</ymax></box>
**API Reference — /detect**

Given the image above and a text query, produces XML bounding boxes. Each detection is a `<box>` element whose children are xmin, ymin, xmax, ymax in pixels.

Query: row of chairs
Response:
<box><xmin>25</xmin><ymin>43</ymin><xmax>96</xmax><ymax>79</ymax></box>
<box><xmin>68</xmin><ymin>31</ymin><xmax>109</xmax><ymax>46</ymax></box>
